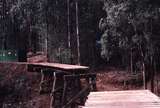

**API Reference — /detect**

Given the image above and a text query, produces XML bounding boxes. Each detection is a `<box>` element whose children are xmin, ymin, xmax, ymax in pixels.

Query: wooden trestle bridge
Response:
<box><xmin>1</xmin><ymin>62</ymin><xmax>160</xmax><ymax>108</ymax></box>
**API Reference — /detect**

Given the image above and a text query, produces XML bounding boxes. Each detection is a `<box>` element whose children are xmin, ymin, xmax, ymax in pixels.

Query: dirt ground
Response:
<box><xmin>96</xmin><ymin>67</ymin><xmax>143</xmax><ymax>91</ymax></box>
<box><xmin>96</xmin><ymin>67</ymin><xmax>160</xmax><ymax>96</ymax></box>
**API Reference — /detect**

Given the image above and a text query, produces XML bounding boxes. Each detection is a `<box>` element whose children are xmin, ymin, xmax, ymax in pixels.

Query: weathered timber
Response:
<box><xmin>28</xmin><ymin>62</ymin><xmax>89</xmax><ymax>73</ymax></box>
<box><xmin>61</xmin><ymin>73</ymin><xmax>97</xmax><ymax>108</ymax></box>
<box><xmin>82</xmin><ymin>90</ymin><xmax>160</xmax><ymax>108</ymax></box>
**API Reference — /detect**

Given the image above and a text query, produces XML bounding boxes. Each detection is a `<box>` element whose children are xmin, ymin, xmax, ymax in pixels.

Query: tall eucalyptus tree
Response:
<box><xmin>100</xmin><ymin>0</ymin><xmax>160</xmax><ymax>91</ymax></box>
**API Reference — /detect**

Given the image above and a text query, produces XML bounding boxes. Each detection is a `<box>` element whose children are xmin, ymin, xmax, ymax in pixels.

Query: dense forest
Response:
<box><xmin>0</xmin><ymin>0</ymin><xmax>104</xmax><ymax>67</ymax></box>
<box><xmin>100</xmin><ymin>0</ymin><xmax>160</xmax><ymax>91</ymax></box>
<box><xmin>0</xmin><ymin>0</ymin><xmax>160</xmax><ymax>107</ymax></box>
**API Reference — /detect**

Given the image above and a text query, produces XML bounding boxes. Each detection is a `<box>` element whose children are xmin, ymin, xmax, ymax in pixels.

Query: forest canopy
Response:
<box><xmin>100</xmin><ymin>0</ymin><xmax>160</xmax><ymax>68</ymax></box>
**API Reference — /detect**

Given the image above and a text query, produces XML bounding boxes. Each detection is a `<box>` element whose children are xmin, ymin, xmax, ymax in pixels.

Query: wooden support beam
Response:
<box><xmin>61</xmin><ymin>73</ymin><xmax>97</xmax><ymax>107</ymax></box>
<box><xmin>50</xmin><ymin>72</ymin><xmax>56</xmax><ymax>108</ymax></box>
<box><xmin>39</xmin><ymin>69</ymin><xmax>45</xmax><ymax>93</ymax></box>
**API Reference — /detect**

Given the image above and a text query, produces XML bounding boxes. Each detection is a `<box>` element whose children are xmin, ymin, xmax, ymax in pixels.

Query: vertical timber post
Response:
<box><xmin>50</xmin><ymin>72</ymin><xmax>56</xmax><ymax>108</ymax></box>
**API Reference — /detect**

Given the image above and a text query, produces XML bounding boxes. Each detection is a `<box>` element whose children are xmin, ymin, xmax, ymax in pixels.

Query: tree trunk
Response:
<box><xmin>17</xmin><ymin>32</ymin><xmax>27</xmax><ymax>62</ymax></box>
<box><xmin>67</xmin><ymin>0</ymin><xmax>71</xmax><ymax>49</ymax></box>
<box><xmin>2</xmin><ymin>0</ymin><xmax>7</xmax><ymax>50</ymax></box>
<box><xmin>75</xmin><ymin>0</ymin><xmax>80</xmax><ymax>65</ymax></box>
<box><xmin>139</xmin><ymin>45</ymin><xmax>146</xmax><ymax>89</ymax></box>
<box><xmin>67</xmin><ymin>0</ymin><xmax>73</xmax><ymax>64</ymax></box>
<box><xmin>45</xmin><ymin>0</ymin><xmax>49</xmax><ymax>61</ymax></box>
<box><xmin>130</xmin><ymin>48</ymin><xmax>133</xmax><ymax>73</ymax></box>
<box><xmin>150</xmin><ymin>18</ymin><xmax>155</xmax><ymax>93</ymax></box>
<box><xmin>142</xmin><ymin>61</ymin><xmax>146</xmax><ymax>89</ymax></box>
<box><xmin>150</xmin><ymin>57</ymin><xmax>155</xmax><ymax>93</ymax></box>
<box><xmin>13</xmin><ymin>15</ymin><xmax>27</xmax><ymax>62</ymax></box>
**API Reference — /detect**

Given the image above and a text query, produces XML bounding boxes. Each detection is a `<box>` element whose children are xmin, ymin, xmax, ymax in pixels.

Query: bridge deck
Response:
<box><xmin>82</xmin><ymin>90</ymin><xmax>160</xmax><ymax>108</ymax></box>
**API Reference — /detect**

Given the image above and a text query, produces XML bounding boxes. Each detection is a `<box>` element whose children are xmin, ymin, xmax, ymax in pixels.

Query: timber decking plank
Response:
<box><xmin>83</xmin><ymin>90</ymin><xmax>160</xmax><ymax>108</ymax></box>
<box><xmin>29</xmin><ymin>62</ymin><xmax>89</xmax><ymax>70</ymax></box>
<box><xmin>0</xmin><ymin>62</ymin><xmax>89</xmax><ymax>72</ymax></box>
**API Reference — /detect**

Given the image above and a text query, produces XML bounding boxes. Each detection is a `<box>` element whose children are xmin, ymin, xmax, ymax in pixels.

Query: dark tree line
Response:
<box><xmin>0</xmin><ymin>0</ymin><xmax>104</xmax><ymax>66</ymax></box>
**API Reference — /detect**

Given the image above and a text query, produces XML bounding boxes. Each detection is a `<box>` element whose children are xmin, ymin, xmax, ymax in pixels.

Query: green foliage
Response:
<box><xmin>100</xmin><ymin>0</ymin><xmax>160</xmax><ymax>67</ymax></box>
<box><xmin>100</xmin><ymin>0</ymin><xmax>159</xmax><ymax>57</ymax></box>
